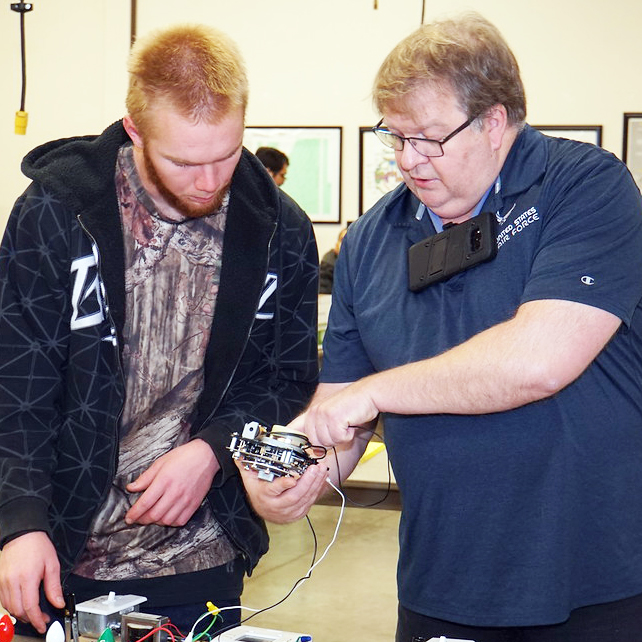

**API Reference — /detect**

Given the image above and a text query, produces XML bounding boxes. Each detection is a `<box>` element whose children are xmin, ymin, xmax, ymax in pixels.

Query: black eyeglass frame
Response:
<box><xmin>372</xmin><ymin>115</ymin><xmax>477</xmax><ymax>158</ymax></box>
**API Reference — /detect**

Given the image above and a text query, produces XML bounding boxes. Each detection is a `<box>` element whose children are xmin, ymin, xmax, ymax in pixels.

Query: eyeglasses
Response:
<box><xmin>372</xmin><ymin>116</ymin><xmax>477</xmax><ymax>158</ymax></box>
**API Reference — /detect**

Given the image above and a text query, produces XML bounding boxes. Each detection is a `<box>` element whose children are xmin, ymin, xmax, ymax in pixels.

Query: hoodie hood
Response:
<box><xmin>22</xmin><ymin>121</ymin><xmax>130</xmax><ymax>219</ymax></box>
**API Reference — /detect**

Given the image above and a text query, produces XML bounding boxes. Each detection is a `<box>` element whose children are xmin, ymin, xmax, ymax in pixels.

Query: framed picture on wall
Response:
<box><xmin>244</xmin><ymin>126</ymin><xmax>342</xmax><ymax>223</ymax></box>
<box><xmin>533</xmin><ymin>125</ymin><xmax>603</xmax><ymax>147</ymax></box>
<box><xmin>623</xmin><ymin>113</ymin><xmax>642</xmax><ymax>191</ymax></box>
<box><xmin>359</xmin><ymin>127</ymin><xmax>404</xmax><ymax>216</ymax></box>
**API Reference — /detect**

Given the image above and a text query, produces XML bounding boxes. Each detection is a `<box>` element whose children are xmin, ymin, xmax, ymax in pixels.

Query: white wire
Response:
<box><xmin>307</xmin><ymin>478</ymin><xmax>345</xmax><ymax>574</ymax></box>
<box><xmin>211</xmin><ymin>478</ymin><xmax>346</xmax><ymax>629</ymax></box>
<box><xmin>185</xmin><ymin>610</ymin><xmax>213</xmax><ymax>642</ymax></box>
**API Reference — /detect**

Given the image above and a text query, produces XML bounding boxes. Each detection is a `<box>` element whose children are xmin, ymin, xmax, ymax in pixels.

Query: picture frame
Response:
<box><xmin>622</xmin><ymin>113</ymin><xmax>642</xmax><ymax>191</ymax></box>
<box><xmin>359</xmin><ymin>126</ymin><xmax>404</xmax><ymax>216</ymax></box>
<box><xmin>243</xmin><ymin>126</ymin><xmax>342</xmax><ymax>224</ymax></box>
<box><xmin>533</xmin><ymin>124</ymin><xmax>603</xmax><ymax>147</ymax></box>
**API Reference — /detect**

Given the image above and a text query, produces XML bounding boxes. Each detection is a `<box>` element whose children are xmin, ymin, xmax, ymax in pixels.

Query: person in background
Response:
<box><xmin>0</xmin><ymin>24</ymin><xmax>318</xmax><ymax>636</ymax></box>
<box><xmin>238</xmin><ymin>12</ymin><xmax>642</xmax><ymax>642</ymax></box>
<box><xmin>319</xmin><ymin>226</ymin><xmax>348</xmax><ymax>294</ymax></box>
<box><xmin>255</xmin><ymin>147</ymin><xmax>289</xmax><ymax>186</ymax></box>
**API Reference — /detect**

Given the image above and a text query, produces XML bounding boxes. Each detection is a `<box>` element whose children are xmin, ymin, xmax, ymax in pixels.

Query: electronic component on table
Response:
<box><xmin>64</xmin><ymin>594</ymin><xmax>79</xmax><ymax>642</ymax></box>
<box><xmin>217</xmin><ymin>625</ymin><xmax>311</xmax><ymax>642</ymax></box>
<box><xmin>228</xmin><ymin>421</ymin><xmax>326</xmax><ymax>482</ymax></box>
<box><xmin>121</xmin><ymin>612</ymin><xmax>169</xmax><ymax>642</ymax></box>
<box><xmin>76</xmin><ymin>593</ymin><xmax>147</xmax><ymax>639</ymax></box>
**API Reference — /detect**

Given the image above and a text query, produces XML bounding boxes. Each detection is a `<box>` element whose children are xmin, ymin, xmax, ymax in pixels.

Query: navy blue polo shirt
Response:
<box><xmin>321</xmin><ymin>125</ymin><xmax>642</xmax><ymax>626</ymax></box>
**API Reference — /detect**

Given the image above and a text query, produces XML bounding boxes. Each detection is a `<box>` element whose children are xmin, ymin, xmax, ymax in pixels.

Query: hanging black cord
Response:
<box><xmin>18</xmin><ymin>10</ymin><xmax>26</xmax><ymax>110</ymax></box>
<box><xmin>130</xmin><ymin>0</ymin><xmax>137</xmax><ymax>46</ymax></box>
<box><xmin>326</xmin><ymin>425</ymin><xmax>392</xmax><ymax>508</ymax></box>
<box><xmin>11</xmin><ymin>3</ymin><xmax>33</xmax><ymax>112</ymax></box>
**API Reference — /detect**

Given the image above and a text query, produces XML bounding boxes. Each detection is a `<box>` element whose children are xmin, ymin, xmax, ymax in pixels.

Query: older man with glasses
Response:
<box><xmin>240</xmin><ymin>12</ymin><xmax>642</xmax><ymax>642</ymax></box>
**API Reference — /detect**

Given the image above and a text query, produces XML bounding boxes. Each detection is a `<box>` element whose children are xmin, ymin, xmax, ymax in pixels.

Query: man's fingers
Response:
<box><xmin>290</xmin><ymin>464</ymin><xmax>329</xmax><ymax>497</ymax></box>
<box><xmin>42</xmin><ymin>559</ymin><xmax>64</xmax><ymax>610</ymax></box>
<box><xmin>235</xmin><ymin>460</ymin><xmax>297</xmax><ymax>497</ymax></box>
<box><xmin>1</xmin><ymin>584</ymin><xmax>24</xmax><ymax>625</ymax></box>
<box><xmin>268</xmin><ymin>465</ymin><xmax>328</xmax><ymax>517</ymax></box>
<box><xmin>125</xmin><ymin>465</ymin><xmax>154</xmax><ymax>493</ymax></box>
<box><xmin>125</xmin><ymin>481</ymin><xmax>164</xmax><ymax>524</ymax></box>
<box><xmin>235</xmin><ymin>457</ymin><xmax>329</xmax><ymax>523</ymax></box>
<box><xmin>21</xmin><ymin>588</ymin><xmax>48</xmax><ymax>634</ymax></box>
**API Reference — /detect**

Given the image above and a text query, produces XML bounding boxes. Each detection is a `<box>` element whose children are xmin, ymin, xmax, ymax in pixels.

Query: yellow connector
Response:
<box><xmin>206</xmin><ymin>601</ymin><xmax>220</xmax><ymax>616</ymax></box>
<box><xmin>15</xmin><ymin>110</ymin><xmax>28</xmax><ymax>135</ymax></box>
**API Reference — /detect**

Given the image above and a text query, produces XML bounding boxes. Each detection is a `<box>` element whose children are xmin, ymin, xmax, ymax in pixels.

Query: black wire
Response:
<box><xmin>130</xmin><ymin>0</ymin><xmax>137</xmax><ymax>47</ymax></box>
<box><xmin>19</xmin><ymin>10</ymin><xmax>27</xmax><ymax>111</ymax></box>
<box><xmin>305</xmin><ymin>513</ymin><xmax>318</xmax><ymax>567</ymax></box>
<box><xmin>330</xmin><ymin>425</ymin><xmax>392</xmax><ymax>508</ymax></box>
<box><xmin>212</xmin><ymin>516</ymin><xmax>320</xmax><ymax>640</ymax></box>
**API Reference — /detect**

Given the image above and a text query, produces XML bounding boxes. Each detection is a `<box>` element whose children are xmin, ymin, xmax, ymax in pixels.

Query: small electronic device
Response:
<box><xmin>63</xmin><ymin>594</ymin><xmax>79</xmax><ymax>642</ymax></box>
<box><xmin>408</xmin><ymin>211</ymin><xmax>497</xmax><ymax>292</ymax></box>
<box><xmin>121</xmin><ymin>612</ymin><xmax>169</xmax><ymax>642</ymax></box>
<box><xmin>217</xmin><ymin>625</ymin><xmax>311</xmax><ymax>642</ymax></box>
<box><xmin>228</xmin><ymin>421</ymin><xmax>326</xmax><ymax>481</ymax></box>
<box><xmin>76</xmin><ymin>593</ymin><xmax>147</xmax><ymax>638</ymax></box>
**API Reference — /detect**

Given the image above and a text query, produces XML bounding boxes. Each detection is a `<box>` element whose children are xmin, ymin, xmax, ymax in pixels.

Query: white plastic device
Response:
<box><xmin>216</xmin><ymin>625</ymin><xmax>311</xmax><ymax>642</ymax></box>
<box><xmin>75</xmin><ymin>592</ymin><xmax>147</xmax><ymax>637</ymax></box>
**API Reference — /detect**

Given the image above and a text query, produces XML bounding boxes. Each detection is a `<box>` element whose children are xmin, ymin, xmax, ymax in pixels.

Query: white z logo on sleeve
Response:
<box><xmin>70</xmin><ymin>253</ymin><xmax>105</xmax><ymax>330</ymax></box>
<box><xmin>256</xmin><ymin>272</ymin><xmax>277</xmax><ymax>320</ymax></box>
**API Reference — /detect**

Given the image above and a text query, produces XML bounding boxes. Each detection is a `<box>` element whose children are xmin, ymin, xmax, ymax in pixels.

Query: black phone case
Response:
<box><xmin>408</xmin><ymin>210</ymin><xmax>498</xmax><ymax>292</ymax></box>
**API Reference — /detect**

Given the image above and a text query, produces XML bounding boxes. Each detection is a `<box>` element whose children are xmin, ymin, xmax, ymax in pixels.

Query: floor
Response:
<box><xmin>239</xmin><ymin>503</ymin><xmax>400</xmax><ymax>642</ymax></box>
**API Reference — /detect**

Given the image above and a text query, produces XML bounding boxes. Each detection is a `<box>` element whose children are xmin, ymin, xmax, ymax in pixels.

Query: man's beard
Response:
<box><xmin>143</xmin><ymin>146</ymin><xmax>229</xmax><ymax>219</ymax></box>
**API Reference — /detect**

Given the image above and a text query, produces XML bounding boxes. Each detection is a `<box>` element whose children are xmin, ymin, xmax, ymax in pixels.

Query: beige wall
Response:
<box><xmin>1</xmin><ymin>0</ymin><xmax>642</xmax><ymax>255</ymax></box>
<box><xmin>1</xmin><ymin>0</ymin><xmax>130</xmax><ymax>226</ymax></box>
